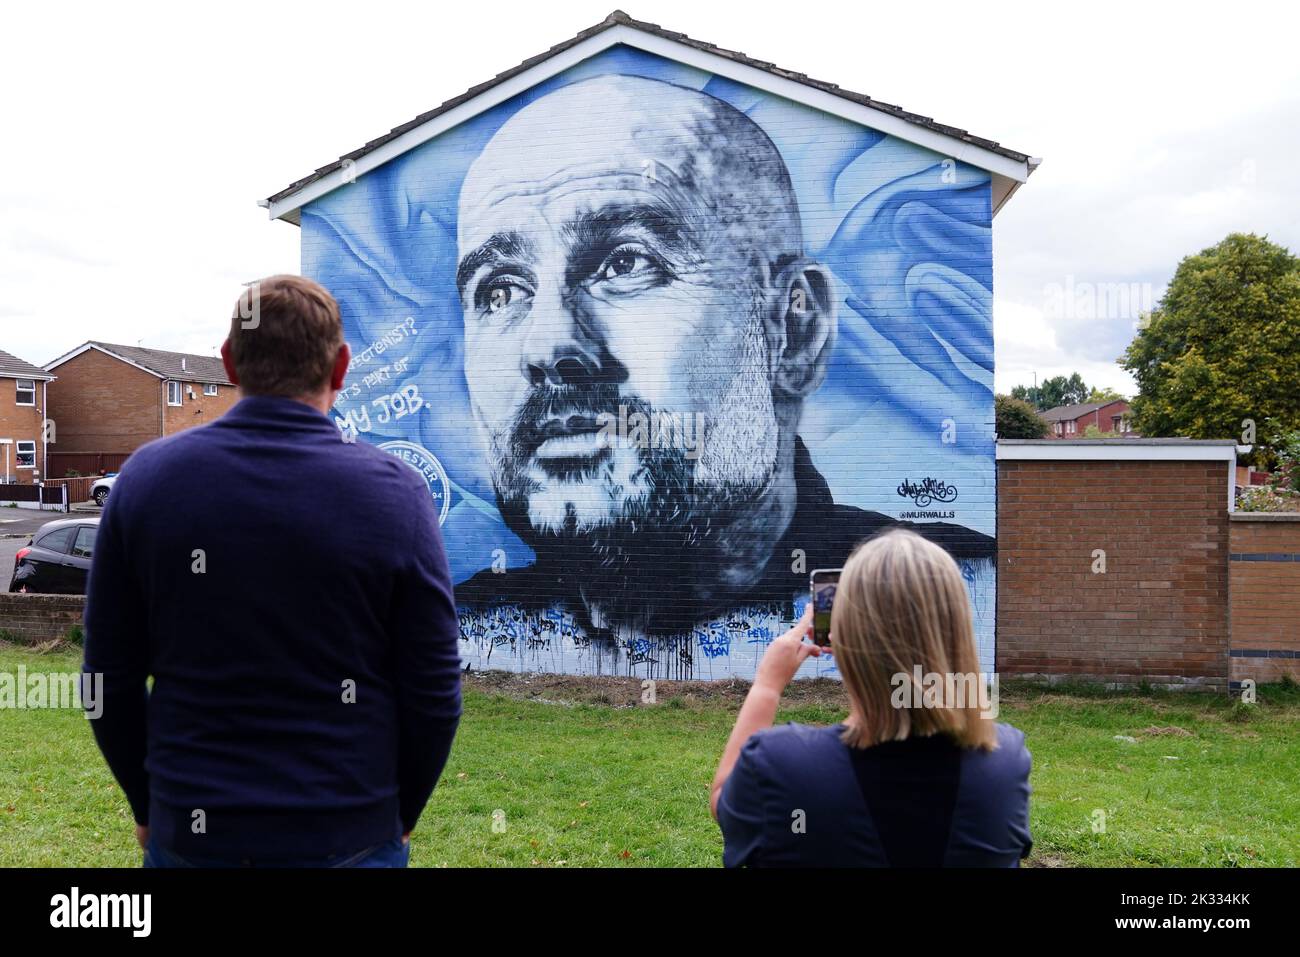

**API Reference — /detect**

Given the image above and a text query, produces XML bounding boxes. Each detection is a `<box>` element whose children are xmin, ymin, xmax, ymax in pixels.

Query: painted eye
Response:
<box><xmin>481</xmin><ymin>278</ymin><xmax>530</xmax><ymax>315</ymax></box>
<box><xmin>608</xmin><ymin>251</ymin><xmax>638</xmax><ymax>276</ymax></box>
<box><xmin>596</xmin><ymin>245</ymin><xmax>661</xmax><ymax>284</ymax></box>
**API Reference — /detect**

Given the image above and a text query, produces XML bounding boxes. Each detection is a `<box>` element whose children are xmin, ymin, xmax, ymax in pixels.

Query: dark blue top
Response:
<box><xmin>717</xmin><ymin>722</ymin><xmax>1032</xmax><ymax>867</ymax></box>
<box><xmin>83</xmin><ymin>395</ymin><xmax>463</xmax><ymax>858</ymax></box>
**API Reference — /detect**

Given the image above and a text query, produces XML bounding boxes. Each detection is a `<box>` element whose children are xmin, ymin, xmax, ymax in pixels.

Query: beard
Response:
<box><xmin>488</xmin><ymin>381</ymin><xmax>779</xmax><ymax>633</ymax></box>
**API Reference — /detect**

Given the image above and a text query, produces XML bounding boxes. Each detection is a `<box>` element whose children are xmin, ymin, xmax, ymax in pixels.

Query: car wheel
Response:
<box><xmin>94</xmin><ymin>488</ymin><xmax>109</xmax><ymax>506</ymax></box>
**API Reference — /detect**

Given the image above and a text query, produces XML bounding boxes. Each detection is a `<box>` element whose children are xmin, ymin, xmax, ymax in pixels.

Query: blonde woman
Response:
<box><xmin>711</xmin><ymin>529</ymin><xmax>1031</xmax><ymax>867</ymax></box>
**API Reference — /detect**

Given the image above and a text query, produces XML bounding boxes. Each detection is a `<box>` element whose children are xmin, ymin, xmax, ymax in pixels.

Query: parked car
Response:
<box><xmin>10</xmin><ymin>517</ymin><xmax>100</xmax><ymax>595</ymax></box>
<box><xmin>91</xmin><ymin>475</ymin><xmax>116</xmax><ymax>506</ymax></box>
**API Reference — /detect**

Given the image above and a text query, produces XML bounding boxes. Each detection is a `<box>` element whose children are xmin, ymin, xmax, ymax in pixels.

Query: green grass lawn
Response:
<box><xmin>1</xmin><ymin>643</ymin><xmax>1296</xmax><ymax>867</ymax></box>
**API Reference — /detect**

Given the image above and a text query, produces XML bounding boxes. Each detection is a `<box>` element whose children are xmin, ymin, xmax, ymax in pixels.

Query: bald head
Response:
<box><xmin>459</xmin><ymin>75</ymin><xmax>804</xmax><ymax>271</ymax></box>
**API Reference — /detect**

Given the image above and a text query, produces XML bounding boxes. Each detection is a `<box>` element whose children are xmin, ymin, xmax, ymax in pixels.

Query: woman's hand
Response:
<box><xmin>754</xmin><ymin>605</ymin><xmax>823</xmax><ymax>694</ymax></box>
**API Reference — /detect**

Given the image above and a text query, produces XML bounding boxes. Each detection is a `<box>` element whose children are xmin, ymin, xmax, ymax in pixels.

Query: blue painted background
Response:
<box><xmin>301</xmin><ymin>45</ymin><xmax>996</xmax><ymax>677</ymax></box>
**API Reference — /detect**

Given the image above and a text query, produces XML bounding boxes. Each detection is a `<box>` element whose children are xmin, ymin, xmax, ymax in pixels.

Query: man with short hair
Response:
<box><xmin>84</xmin><ymin>274</ymin><xmax>462</xmax><ymax>867</ymax></box>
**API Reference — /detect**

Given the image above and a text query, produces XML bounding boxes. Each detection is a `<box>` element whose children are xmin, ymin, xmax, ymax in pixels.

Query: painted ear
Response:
<box><xmin>771</xmin><ymin>260</ymin><xmax>836</xmax><ymax>398</ymax></box>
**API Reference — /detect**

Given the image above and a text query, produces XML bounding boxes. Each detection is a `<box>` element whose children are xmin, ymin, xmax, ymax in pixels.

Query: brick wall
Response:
<box><xmin>162</xmin><ymin>381</ymin><xmax>237</xmax><ymax>436</ymax></box>
<box><xmin>0</xmin><ymin>593</ymin><xmax>85</xmax><ymax>644</ymax></box>
<box><xmin>0</xmin><ymin>375</ymin><xmax>49</xmax><ymax>484</ymax></box>
<box><xmin>46</xmin><ymin>348</ymin><xmax>161</xmax><ymax>455</ymax></box>
<box><xmin>1229</xmin><ymin>514</ymin><xmax>1300</xmax><ymax>685</ymax></box>
<box><xmin>998</xmin><ymin>456</ymin><xmax>1231</xmax><ymax>689</ymax></box>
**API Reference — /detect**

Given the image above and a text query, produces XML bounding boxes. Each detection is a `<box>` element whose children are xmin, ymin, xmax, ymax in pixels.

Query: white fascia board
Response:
<box><xmin>267</xmin><ymin>24</ymin><xmax>1032</xmax><ymax>223</ymax></box>
<box><xmin>0</xmin><ymin>371</ymin><xmax>55</xmax><ymax>382</ymax></box>
<box><xmin>44</xmin><ymin>342</ymin><xmax>164</xmax><ymax>380</ymax></box>
<box><xmin>996</xmin><ymin>442</ymin><xmax>1237</xmax><ymax>462</ymax></box>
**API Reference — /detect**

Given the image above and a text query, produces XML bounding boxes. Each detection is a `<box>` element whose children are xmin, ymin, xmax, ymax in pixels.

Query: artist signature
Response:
<box><xmin>897</xmin><ymin>477</ymin><xmax>958</xmax><ymax>507</ymax></box>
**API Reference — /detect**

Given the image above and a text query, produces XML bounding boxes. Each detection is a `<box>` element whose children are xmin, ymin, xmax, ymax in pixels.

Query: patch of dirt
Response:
<box><xmin>1023</xmin><ymin>852</ymin><xmax>1075</xmax><ymax>868</ymax></box>
<box><xmin>0</xmin><ymin>638</ymin><xmax>72</xmax><ymax>655</ymax></box>
<box><xmin>1138</xmin><ymin>725</ymin><xmax>1193</xmax><ymax>737</ymax></box>
<box><xmin>463</xmin><ymin>670</ymin><xmax>850</xmax><ymax>709</ymax></box>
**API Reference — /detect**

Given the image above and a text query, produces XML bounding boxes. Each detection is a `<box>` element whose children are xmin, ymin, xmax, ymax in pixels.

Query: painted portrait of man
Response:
<box><xmin>451</xmin><ymin>74</ymin><xmax>994</xmax><ymax>644</ymax></box>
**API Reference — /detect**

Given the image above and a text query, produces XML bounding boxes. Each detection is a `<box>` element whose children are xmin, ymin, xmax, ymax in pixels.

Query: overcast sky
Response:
<box><xmin>2</xmin><ymin>0</ymin><xmax>1297</xmax><ymax>395</ymax></box>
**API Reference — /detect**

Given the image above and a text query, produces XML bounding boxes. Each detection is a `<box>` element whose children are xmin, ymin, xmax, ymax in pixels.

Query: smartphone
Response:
<box><xmin>809</xmin><ymin>568</ymin><xmax>841</xmax><ymax>647</ymax></box>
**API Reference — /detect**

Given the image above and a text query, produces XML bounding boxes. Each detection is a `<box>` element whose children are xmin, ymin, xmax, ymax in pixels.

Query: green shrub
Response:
<box><xmin>1228</xmin><ymin>699</ymin><xmax>1258</xmax><ymax>722</ymax></box>
<box><xmin>1237</xmin><ymin>486</ymin><xmax>1300</xmax><ymax>512</ymax></box>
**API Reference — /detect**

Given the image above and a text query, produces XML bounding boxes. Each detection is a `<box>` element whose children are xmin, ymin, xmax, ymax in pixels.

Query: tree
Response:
<box><xmin>1086</xmin><ymin>386</ymin><xmax>1125</xmax><ymax>404</ymax></box>
<box><xmin>1010</xmin><ymin>373</ymin><xmax>1090</xmax><ymax>410</ymax></box>
<box><xmin>1121</xmin><ymin>233</ymin><xmax>1300</xmax><ymax>467</ymax></box>
<box><xmin>996</xmin><ymin>394</ymin><xmax>1050</xmax><ymax>439</ymax></box>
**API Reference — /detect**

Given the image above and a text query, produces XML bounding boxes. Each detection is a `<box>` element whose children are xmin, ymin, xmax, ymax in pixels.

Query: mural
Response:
<box><xmin>302</xmin><ymin>46</ymin><xmax>997</xmax><ymax>679</ymax></box>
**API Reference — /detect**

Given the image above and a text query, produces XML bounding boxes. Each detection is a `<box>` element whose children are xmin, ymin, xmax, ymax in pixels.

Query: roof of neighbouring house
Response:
<box><xmin>0</xmin><ymin>349</ymin><xmax>56</xmax><ymax>381</ymax></box>
<box><xmin>262</xmin><ymin>9</ymin><xmax>1039</xmax><ymax>223</ymax></box>
<box><xmin>1040</xmin><ymin>400</ymin><xmax>1129</xmax><ymax>422</ymax></box>
<box><xmin>44</xmin><ymin>341</ymin><xmax>232</xmax><ymax>386</ymax></box>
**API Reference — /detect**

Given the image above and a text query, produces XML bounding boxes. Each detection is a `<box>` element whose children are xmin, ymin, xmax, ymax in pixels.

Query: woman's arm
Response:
<box><xmin>710</xmin><ymin>606</ymin><xmax>821</xmax><ymax>820</ymax></box>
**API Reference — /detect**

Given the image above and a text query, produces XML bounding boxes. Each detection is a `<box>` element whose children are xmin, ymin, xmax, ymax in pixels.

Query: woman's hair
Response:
<box><xmin>832</xmin><ymin>529</ymin><xmax>996</xmax><ymax>751</ymax></box>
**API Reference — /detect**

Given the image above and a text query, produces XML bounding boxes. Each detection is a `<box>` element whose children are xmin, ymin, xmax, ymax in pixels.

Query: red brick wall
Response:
<box><xmin>1229</xmin><ymin>515</ymin><xmax>1300</xmax><ymax>684</ymax></box>
<box><xmin>997</xmin><ymin>459</ymin><xmax>1230</xmax><ymax>689</ymax></box>
<box><xmin>0</xmin><ymin>593</ymin><xmax>85</xmax><ymax>644</ymax></box>
<box><xmin>46</xmin><ymin>349</ymin><xmax>161</xmax><ymax>455</ymax></box>
<box><xmin>0</xmin><ymin>376</ymin><xmax>48</xmax><ymax>484</ymax></box>
<box><xmin>46</xmin><ymin>349</ymin><xmax>237</xmax><ymax>464</ymax></box>
<box><xmin>162</xmin><ymin>381</ymin><xmax>237</xmax><ymax>436</ymax></box>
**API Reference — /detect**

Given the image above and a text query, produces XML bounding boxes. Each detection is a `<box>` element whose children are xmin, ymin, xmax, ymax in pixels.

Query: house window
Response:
<box><xmin>16</xmin><ymin>379</ymin><xmax>35</xmax><ymax>406</ymax></box>
<box><xmin>204</xmin><ymin>383</ymin><xmax>218</xmax><ymax>396</ymax></box>
<box><xmin>1065</xmin><ymin>421</ymin><xmax>1076</xmax><ymax>435</ymax></box>
<box><xmin>16</xmin><ymin>440</ymin><xmax>35</xmax><ymax>468</ymax></box>
<box><xmin>167</xmin><ymin>381</ymin><xmax>182</xmax><ymax>406</ymax></box>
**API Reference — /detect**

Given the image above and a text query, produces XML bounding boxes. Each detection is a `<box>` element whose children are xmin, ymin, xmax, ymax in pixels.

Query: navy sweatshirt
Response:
<box><xmin>83</xmin><ymin>395</ymin><xmax>462</xmax><ymax>858</ymax></box>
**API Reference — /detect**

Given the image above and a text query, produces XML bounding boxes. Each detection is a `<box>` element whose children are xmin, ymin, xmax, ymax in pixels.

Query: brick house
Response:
<box><xmin>0</xmin><ymin>349</ymin><xmax>57</xmax><ymax>484</ymax></box>
<box><xmin>1041</xmin><ymin>399</ymin><xmax>1134</xmax><ymax>438</ymax></box>
<box><xmin>43</xmin><ymin>342</ymin><xmax>236</xmax><ymax>476</ymax></box>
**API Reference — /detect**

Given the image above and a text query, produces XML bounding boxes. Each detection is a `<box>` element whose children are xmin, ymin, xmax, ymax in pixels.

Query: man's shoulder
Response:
<box><xmin>113</xmin><ymin>424</ymin><xmax>220</xmax><ymax>485</ymax></box>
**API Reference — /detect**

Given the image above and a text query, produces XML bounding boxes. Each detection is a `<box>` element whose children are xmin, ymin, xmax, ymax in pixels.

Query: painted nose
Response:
<box><xmin>528</xmin><ymin>353</ymin><xmax>598</xmax><ymax>388</ymax></box>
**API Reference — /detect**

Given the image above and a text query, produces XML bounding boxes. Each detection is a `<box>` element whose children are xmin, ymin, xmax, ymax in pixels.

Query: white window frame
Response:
<box><xmin>15</xmin><ymin>439</ymin><xmax>35</xmax><ymax>469</ymax></box>
<box><xmin>204</xmin><ymin>383</ymin><xmax>218</xmax><ymax>396</ymax></box>
<box><xmin>16</xmin><ymin>379</ymin><xmax>35</xmax><ymax>406</ymax></box>
<box><xmin>167</xmin><ymin>381</ymin><xmax>183</xmax><ymax>406</ymax></box>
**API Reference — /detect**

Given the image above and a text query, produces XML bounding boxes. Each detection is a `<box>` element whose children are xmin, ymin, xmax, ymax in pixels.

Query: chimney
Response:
<box><xmin>181</xmin><ymin>357</ymin><xmax>187</xmax><ymax>372</ymax></box>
